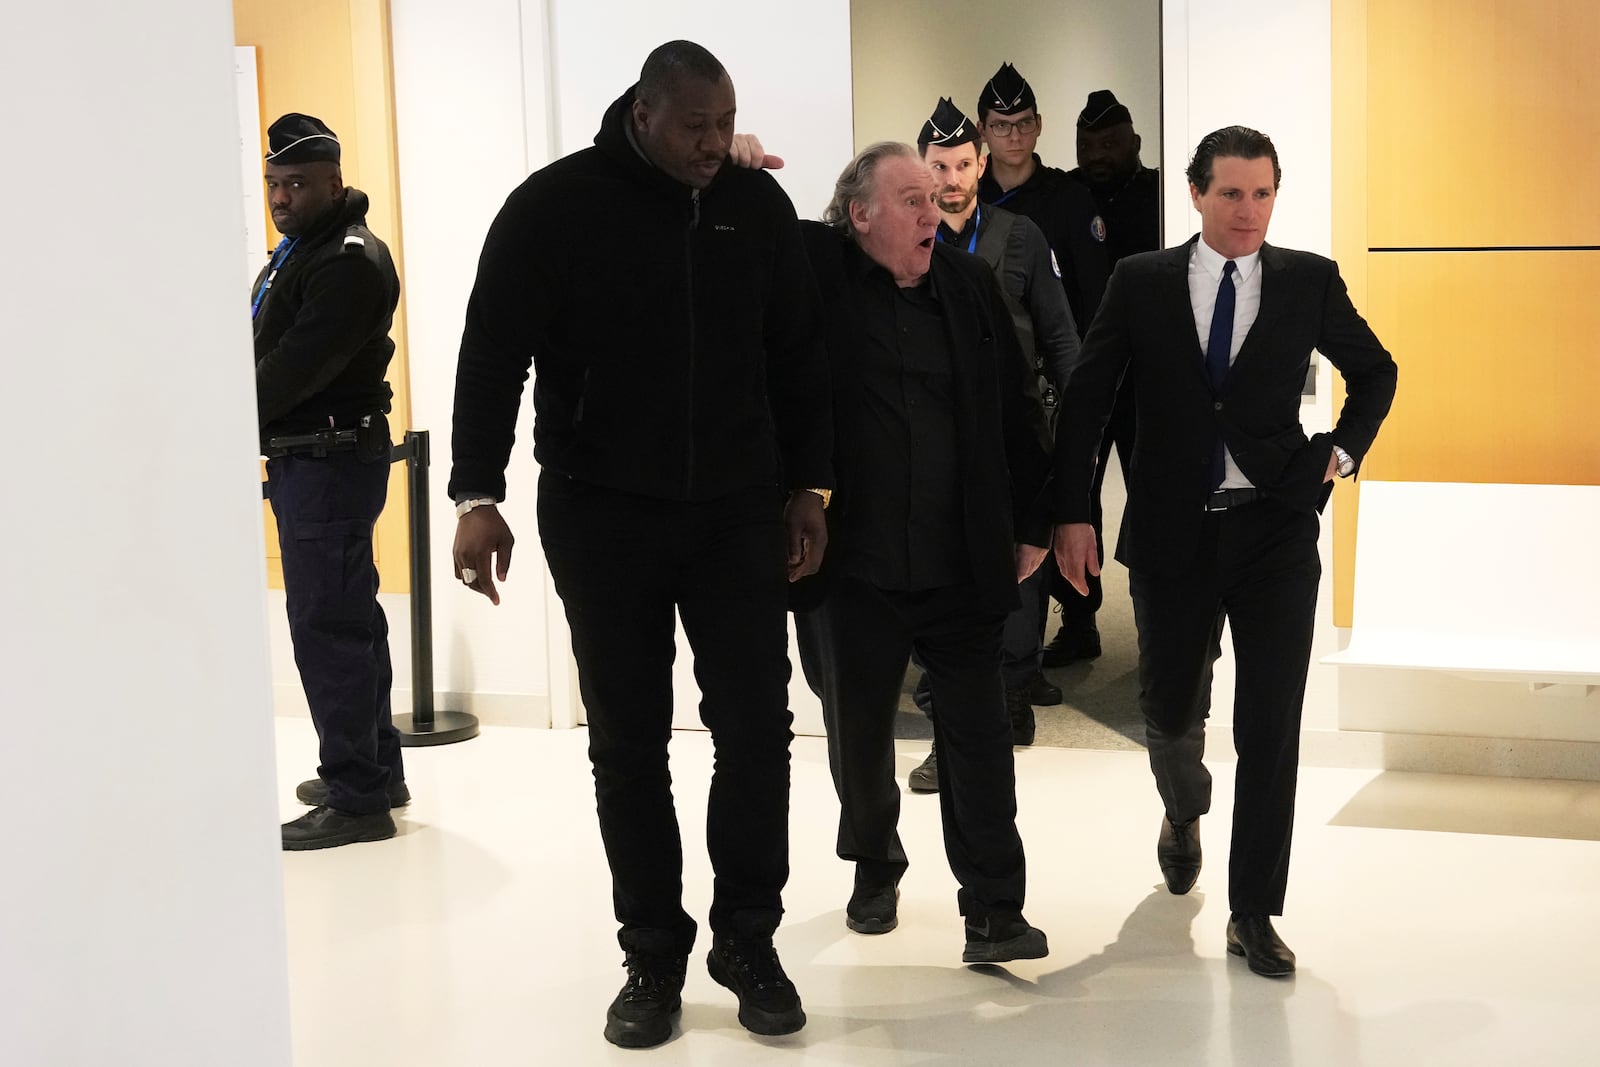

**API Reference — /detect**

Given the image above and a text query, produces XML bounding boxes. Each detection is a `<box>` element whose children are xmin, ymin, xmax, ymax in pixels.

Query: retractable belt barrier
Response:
<box><xmin>262</xmin><ymin>428</ymin><xmax>481</xmax><ymax>746</ymax></box>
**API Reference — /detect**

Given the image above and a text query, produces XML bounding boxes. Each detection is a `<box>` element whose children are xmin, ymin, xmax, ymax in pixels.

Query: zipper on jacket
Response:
<box><xmin>683</xmin><ymin>188</ymin><xmax>699</xmax><ymax>499</ymax></box>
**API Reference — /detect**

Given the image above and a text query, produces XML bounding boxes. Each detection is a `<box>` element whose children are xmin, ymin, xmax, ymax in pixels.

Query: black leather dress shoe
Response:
<box><xmin>1006</xmin><ymin>686</ymin><xmax>1036</xmax><ymax>746</ymax></box>
<box><xmin>908</xmin><ymin>745</ymin><xmax>940</xmax><ymax>793</ymax></box>
<box><xmin>1023</xmin><ymin>671</ymin><xmax>1064</xmax><ymax>706</ymax></box>
<box><xmin>296</xmin><ymin>777</ymin><xmax>411</xmax><ymax>809</ymax></box>
<box><xmin>1226</xmin><ymin>914</ymin><xmax>1296</xmax><ymax>977</ymax></box>
<box><xmin>845</xmin><ymin>881</ymin><xmax>899</xmax><ymax>934</ymax></box>
<box><xmin>1041</xmin><ymin>625</ymin><xmax>1102</xmax><ymax>667</ymax></box>
<box><xmin>282</xmin><ymin>805</ymin><xmax>397</xmax><ymax>851</ymax></box>
<box><xmin>1158</xmin><ymin>816</ymin><xmax>1201</xmax><ymax>894</ymax></box>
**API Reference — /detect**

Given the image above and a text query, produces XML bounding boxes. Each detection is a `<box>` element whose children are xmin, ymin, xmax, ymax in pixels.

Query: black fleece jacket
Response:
<box><xmin>448</xmin><ymin>86</ymin><xmax>833</xmax><ymax>503</ymax></box>
<box><xmin>253</xmin><ymin>188</ymin><xmax>398</xmax><ymax>444</ymax></box>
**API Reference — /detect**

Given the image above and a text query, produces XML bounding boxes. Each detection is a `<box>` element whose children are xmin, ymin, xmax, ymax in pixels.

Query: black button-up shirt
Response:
<box><xmin>842</xmin><ymin>262</ymin><xmax>969</xmax><ymax>591</ymax></box>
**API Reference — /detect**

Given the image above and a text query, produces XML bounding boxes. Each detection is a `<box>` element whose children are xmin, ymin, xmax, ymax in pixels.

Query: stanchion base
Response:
<box><xmin>395</xmin><ymin>710</ymin><xmax>480</xmax><ymax>747</ymax></box>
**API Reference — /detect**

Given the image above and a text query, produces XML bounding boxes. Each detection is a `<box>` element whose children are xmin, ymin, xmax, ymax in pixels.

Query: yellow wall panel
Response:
<box><xmin>237</xmin><ymin>0</ymin><xmax>412</xmax><ymax>593</ymax></box>
<box><xmin>1331</xmin><ymin>0</ymin><xmax>1370</xmax><ymax>624</ymax></box>
<box><xmin>1367</xmin><ymin>0</ymin><xmax>1600</xmax><ymax>248</ymax></box>
<box><xmin>1362</xmin><ymin>250</ymin><xmax>1600</xmax><ymax>485</ymax></box>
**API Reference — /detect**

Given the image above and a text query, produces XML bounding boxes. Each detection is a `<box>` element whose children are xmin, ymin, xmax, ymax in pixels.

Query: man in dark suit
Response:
<box><xmin>793</xmin><ymin>141</ymin><xmax>1053</xmax><ymax>964</ymax></box>
<box><xmin>1053</xmin><ymin>127</ymin><xmax>1397</xmax><ymax>977</ymax></box>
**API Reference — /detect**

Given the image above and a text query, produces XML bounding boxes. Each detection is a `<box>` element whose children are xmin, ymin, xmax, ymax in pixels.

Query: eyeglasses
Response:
<box><xmin>985</xmin><ymin>116</ymin><xmax>1039</xmax><ymax>136</ymax></box>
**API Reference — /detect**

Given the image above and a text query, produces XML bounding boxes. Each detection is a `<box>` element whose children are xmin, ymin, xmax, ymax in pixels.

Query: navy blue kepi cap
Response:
<box><xmin>979</xmin><ymin>62</ymin><xmax>1036</xmax><ymax>117</ymax></box>
<box><xmin>1078</xmin><ymin>90</ymin><xmax>1133</xmax><ymax>130</ymax></box>
<box><xmin>918</xmin><ymin>98</ymin><xmax>981</xmax><ymax>148</ymax></box>
<box><xmin>264</xmin><ymin>113</ymin><xmax>340</xmax><ymax>165</ymax></box>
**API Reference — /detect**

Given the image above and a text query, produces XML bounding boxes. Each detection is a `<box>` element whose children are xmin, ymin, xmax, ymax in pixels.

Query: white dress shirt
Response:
<box><xmin>1189</xmin><ymin>237</ymin><xmax>1262</xmax><ymax>490</ymax></box>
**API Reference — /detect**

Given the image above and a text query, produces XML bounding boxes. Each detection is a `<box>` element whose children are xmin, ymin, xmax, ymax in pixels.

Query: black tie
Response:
<box><xmin>1207</xmin><ymin>260</ymin><xmax>1237</xmax><ymax>489</ymax></box>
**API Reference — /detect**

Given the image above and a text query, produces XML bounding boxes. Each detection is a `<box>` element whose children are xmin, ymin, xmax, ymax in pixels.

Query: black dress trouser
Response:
<box><xmin>1128</xmin><ymin>496</ymin><xmax>1320</xmax><ymax>916</ymax></box>
<box><xmin>796</xmin><ymin>575</ymin><xmax>1027</xmax><ymax>918</ymax></box>
<box><xmin>267</xmin><ymin>450</ymin><xmax>403</xmax><ymax>816</ymax></box>
<box><xmin>538</xmin><ymin>471</ymin><xmax>794</xmax><ymax>958</ymax></box>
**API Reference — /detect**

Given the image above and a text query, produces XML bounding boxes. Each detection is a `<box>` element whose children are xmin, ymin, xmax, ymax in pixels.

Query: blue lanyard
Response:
<box><xmin>251</xmin><ymin>236</ymin><xmax>299</xmax><ymax>320</ymax></box>
<box><xmin>990</xmin><ymin>187</ymin><xmax>1019</xmax><ymax>207</ymax></box>
<box><xmin>936</xmin><ymin>204</ymin><xmax>982</xmax><ymax>253</ymax></box>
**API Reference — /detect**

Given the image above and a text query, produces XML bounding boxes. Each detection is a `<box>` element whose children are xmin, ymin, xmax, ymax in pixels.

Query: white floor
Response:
<box><xmin>276</xmin><ymin>718</ymin><xmax>1600</xmax><ymax>1066</ymax></box>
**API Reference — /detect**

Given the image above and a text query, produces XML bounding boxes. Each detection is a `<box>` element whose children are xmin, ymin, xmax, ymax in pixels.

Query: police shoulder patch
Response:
<box><xmin>1090</xmin><ymin>215</ymin><xmax>1107</xmax><ymax>243</ymax></box>
<box><xmin>1050</xmin><ymin>249</ymin><xmax>1062</xmax><ymax>279</ymax></box>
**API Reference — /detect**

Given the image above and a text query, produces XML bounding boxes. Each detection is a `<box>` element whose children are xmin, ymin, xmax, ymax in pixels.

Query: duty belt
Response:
<box><xmin>263</xmin><ymin>428</ymin><xmax>359</xmax><ymax>458</ymax></box>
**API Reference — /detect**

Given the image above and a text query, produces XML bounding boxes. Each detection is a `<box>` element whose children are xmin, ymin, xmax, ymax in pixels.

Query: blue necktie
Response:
<box><xmin>1206</xmin><ymin>260</ymin><xmax>1237</xmax><ymax>489</ymax></box>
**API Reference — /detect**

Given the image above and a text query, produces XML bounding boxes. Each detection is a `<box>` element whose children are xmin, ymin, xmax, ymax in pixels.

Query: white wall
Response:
<box><xmin>387</xmin><ymin>0</ymin><xmax>852</xmax><ymax>733</ymax></box>
<box><xmin>852</xmin><ymin>0</ymin><xmax>1162</xmax><ymax>187</ymax></box>
<box><xmin>0</xmin><ymin>2</ymin><xmax>292</xmax><ymax>1063</ymax></box>
<box><xmin>1161</xmin><ymin>0</ymin><xmax>1345</xmax><ymax>745</ymax></box>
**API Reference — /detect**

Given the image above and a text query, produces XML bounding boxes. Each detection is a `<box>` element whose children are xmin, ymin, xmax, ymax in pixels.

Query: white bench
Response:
<box><xmin>1323</xmin><ymin>481</ymin><xmax>1600</xmax><ymax>693</ymax></box>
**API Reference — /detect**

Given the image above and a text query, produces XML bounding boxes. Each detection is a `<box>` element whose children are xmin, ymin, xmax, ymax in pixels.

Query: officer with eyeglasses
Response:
<box><xmin>975</xmin><ymin>63</ymin><xmax>1109</xmax><ymax>340</ymax></box>
<box><xmin>976</xmin><ymin>62</ymin><xmax>1115</xmax><ymax>671</ymax></box>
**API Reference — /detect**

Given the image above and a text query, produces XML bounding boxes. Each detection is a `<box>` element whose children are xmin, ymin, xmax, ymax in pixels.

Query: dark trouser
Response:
<box><xmin>537</xmin><ymin>472</ymin><xmax>793</xmax><ymax>958</ymax></box>
<box><xmin>796</xmin><ymin>576</ymin><xmax>1026</xmax><ymax>918</ymax></box>
<box><xmin>911</xmin><ymin>562</ymin><xmax>1048</xmax><ymax>715</ymax></box>
<box><xmin>267</xmin><ymin>451</ymin><xmax>401</xmax><ymax>816</ymax></box>
<box><xmin>1128</xmin><ymin>497</ymin><xmax>1320</xmax><ymax>916</ymax></box>
<box><xmin>1054</xmin><ymin>376</ymin><xmax>1137</xmax><ymax>629</ymax></box>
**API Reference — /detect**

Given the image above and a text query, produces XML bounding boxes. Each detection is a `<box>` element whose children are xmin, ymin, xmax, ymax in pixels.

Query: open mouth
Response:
<box><xmin>919</xmin><ymin>237</ymin><xmax>935</xmax><ymax>250</ymax></box>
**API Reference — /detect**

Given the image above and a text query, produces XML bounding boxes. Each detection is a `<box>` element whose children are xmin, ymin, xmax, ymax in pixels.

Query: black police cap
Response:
<box><xmin>264</xmin><ymin>113</ymin><xmax>341</xmax><ymax>165</ymax></box>
<box><xmin>978</xmin><ymin>62</ymin><xmax>1036</xmax><ymax>118</ymax></box>
<box><xmin>918</xmin><ymin>97</ymin><xmax>981</xmax><ymax>148</ymax></box>
<box><xmin>1078</xmin><ymin>90</ymin><xmax>1134</xmax><ymax>131</ymax></box>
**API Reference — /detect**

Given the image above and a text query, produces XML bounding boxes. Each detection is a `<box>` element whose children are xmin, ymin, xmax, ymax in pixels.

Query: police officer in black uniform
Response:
<box><xmin>974</xmin><ymin>63</ymin><xmax>1115</xmax><ymax>668</ymax></box>
<box><xmin>1060</xmin><ymin>89</ymin><xmax>1165</xmax><ymax>665</ymax></box>
<box><xmin>254</xmin><ymin>113</ymin><xmax>406</xmax><ymax>851</ymax></box>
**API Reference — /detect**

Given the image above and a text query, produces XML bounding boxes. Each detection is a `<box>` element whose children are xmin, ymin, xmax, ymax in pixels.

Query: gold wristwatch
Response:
<box><xmin>802</xmin><ymin>487</ymin><xmax>832</xmax><ymax>509</ymax></box>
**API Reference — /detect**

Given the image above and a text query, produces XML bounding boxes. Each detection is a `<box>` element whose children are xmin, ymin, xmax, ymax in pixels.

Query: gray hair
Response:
<box><xmin>821</xmin><ymin>141</ymin><xmax>922</xmax><ymax>233</ymax></box>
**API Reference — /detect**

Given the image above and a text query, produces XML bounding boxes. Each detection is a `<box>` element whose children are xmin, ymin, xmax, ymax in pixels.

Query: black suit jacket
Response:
<box><xmin>794</xmin><ymin>222</ymin><xmax>1053</xmax><ymax>614</ymax></box>
<box><xmin>1053</xmin><ymin>237</ymin><xmax>1397</xmax><ymax>577</ymax></box>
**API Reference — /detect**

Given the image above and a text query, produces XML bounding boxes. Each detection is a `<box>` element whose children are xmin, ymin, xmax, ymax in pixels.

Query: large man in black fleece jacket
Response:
<box><xmin>447</xmin><ymin>42</ymin><xmax>832</xmax><ymax>1050</ymax></box>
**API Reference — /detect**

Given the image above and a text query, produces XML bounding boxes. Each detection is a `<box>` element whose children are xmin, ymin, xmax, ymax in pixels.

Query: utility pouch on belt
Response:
<box><xmin>356</xmin><ymin>412</ymin><xmax>391</xmax><ymax>463</ymax></box>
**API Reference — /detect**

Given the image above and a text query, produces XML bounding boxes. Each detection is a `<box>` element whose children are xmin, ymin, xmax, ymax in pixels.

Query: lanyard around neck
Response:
<box><xmin>251</xmin><ymin>236</ymin><xmax>299</xmax><ymax>320</ymax></box>
<box><xmin>936</xmin><ymin>203</ymin><xmax>981</xmax><ymax>254</ymax></box>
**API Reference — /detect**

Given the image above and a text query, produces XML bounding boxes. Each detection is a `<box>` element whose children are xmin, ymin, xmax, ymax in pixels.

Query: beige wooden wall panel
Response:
<box><xmin>1330</xmin><ymin>0</ymin><xmax>1370</xmax><ymax>624</ymax></box>
<box><xmin>1367</xmin><ymin>0</ymin><xmax>1600</xmax><ymax>248</ymax></box>
<box><xmin>1362</xmin><ymin>251</ymin><xmax>1600</xmax><ymax>485</ymax></box>
<box><xmin>237</xmin><ymin>0</ymin><xmax>413</xmax><ymax>593</ymax></box>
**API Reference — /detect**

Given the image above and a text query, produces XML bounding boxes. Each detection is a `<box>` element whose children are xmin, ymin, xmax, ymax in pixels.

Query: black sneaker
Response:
<box><xmin>907</xmin><ymin>745</ymin><xmax>940</xmax><ymax>793</ymax></box>
<box><xmin>845</xmin><ymin>881</ymin><xmax>899</xmax><ymax>935</ymax></box>
<box><xmin>281</xmin><ymin>805</ymin><xmax>396</xmax><ymax>851</ymax></box>
<box><xmin>603</xmin><ymin>952</ymin><xmax>686</xmax><ymax>1049</ymax></box>
<box><xmin>706</xmin><ymin>937</ymin><xmax>806</xmax><ymax>1036</ymax></box>
<box><xmin>962</xmin><ymin>912</ymin><xmax>1049</xmax><ymax>964</ymax></box>
<box><xmin>296</xmin><ymin>777</ymin><xmax>411</xmax><ymax>808</ymax></box>
<box><xmin>1006</xmin><ymin>686</ymin><xmax>1036</xmax><ymax>746</ymax></box>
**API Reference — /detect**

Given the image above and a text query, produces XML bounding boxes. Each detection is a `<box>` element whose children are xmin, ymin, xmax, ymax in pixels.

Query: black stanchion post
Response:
<box><xmin>393</xmin><ymin>429</ymin><xmax>480</xmax><ymax>746</ymax></box>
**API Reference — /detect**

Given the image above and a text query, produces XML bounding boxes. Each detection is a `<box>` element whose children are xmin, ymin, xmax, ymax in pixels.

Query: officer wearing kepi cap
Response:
<box><xmin>254</xmin><ymin>112</ymin><xmax>407</xmax><ymax>850</ymax></box>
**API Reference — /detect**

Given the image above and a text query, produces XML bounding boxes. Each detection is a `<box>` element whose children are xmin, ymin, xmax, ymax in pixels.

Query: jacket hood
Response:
<box><xmin>593</xmin><ymin>85</ymin><xmax>726</xmax><ymax>198</ymax></box>
<box><xmin>300</xmin><ymin>187</ymin><xmax>371</xmax><ymax>244</ymax></box>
